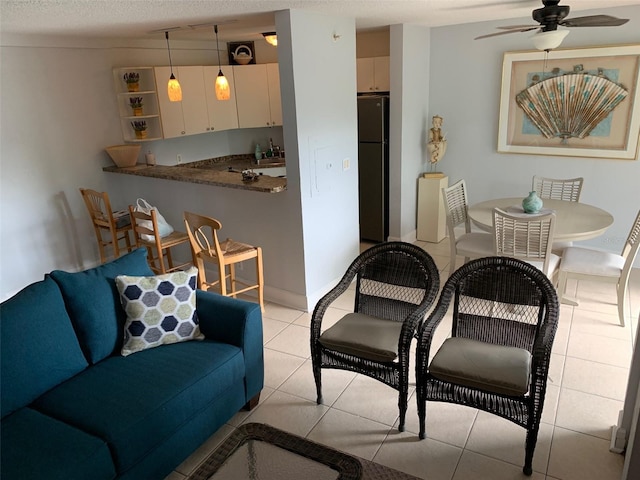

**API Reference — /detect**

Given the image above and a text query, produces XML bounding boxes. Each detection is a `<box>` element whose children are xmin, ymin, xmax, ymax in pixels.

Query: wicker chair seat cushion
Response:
<box><xmin>318</xmin><ymin>313</ymin><xmax>402</xmax><ymax>363</ymax></box>
<box><xmin>430</xmin><ymin>337</ymin><xmax>532</xmax><ymax>396</ymax></box>
<box><xmin>561</xmin><ymin>247</ymin><xmax>624</xmax><ymax>277</ymax></box>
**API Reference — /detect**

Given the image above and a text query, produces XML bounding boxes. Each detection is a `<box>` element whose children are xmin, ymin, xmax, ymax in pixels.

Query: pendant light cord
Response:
<box><xmin>165</xmin><ymin>31</ymin><xmax>175</xmax><ymax>74</ymax></box>
<box><xmin>215</xmin><ymin>25</ymin><xmax>222</xmax><ymax>70</ymax></box>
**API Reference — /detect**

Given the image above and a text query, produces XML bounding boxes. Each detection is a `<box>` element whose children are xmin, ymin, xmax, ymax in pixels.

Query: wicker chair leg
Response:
<box><xmin>523</xmin><ymin>427</ymin><xmax>538</xmax><ymax>476</ymax></box>
<box><xmin>417</xmin><ymin>392</ymin><xmax>426</xmax><ymax>440</ymax></box>
<box><xmin>398</xmin><ymin>387</ymin><xmax>409</xmax><ymax>432</ymax></box>
<box><xmin>312</xmin><ymin>361</ymin><xmax>323</xmax><ymax>404</ymax></box>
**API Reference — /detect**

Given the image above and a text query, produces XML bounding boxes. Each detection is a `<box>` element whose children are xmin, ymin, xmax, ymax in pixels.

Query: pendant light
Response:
<box><xmin>214</xmin><ymin>25</ymin><xmax>231</xmax><ymax>101</ymax></box>
<box><xmin>262</xmin><ymin>32</ymin><xmax>278</xmax><ymax>46</ymax></box>
<box><xmin>165</xmin><ymin>31</ymin><xmax>182</xmax><ymax>102</ymax></box>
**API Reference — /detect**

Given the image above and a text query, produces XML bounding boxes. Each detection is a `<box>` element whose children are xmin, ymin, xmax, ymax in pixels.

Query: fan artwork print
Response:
<box><xmin>497</xmin><ymin>45</ymin><xmax>640</xmax><ymax>160</ymax></box>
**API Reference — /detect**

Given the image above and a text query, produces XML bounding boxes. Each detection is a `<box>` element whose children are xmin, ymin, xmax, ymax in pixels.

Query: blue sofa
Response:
<box><xmin>0</xmin><ymin>248</ymin><xmax>264</xmax><ymax>480</ymax></box>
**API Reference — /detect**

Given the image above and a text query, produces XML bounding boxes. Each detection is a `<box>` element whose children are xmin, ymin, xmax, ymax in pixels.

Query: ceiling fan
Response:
<box><xmin>475</xmin><ymin>0</ymin><xmax>629</xmax><ymax>51</ymax></box>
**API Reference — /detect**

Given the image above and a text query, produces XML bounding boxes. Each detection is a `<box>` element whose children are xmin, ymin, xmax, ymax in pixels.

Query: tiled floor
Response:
<box><xmin>167</xmin><ymin>239</ymin><xmax>639</xmax><ymax>480</ymax></box>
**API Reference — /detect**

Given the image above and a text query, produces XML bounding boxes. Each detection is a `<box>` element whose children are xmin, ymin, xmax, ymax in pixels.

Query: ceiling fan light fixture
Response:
<box><xmin>531</xmin><ymin>29</ymin><xmax>569</xmax><ymax>51</ymax></box>
<box><xmin>262</xmin><ymin>32</ymin><xmax>277</xmax><ymax>46</ymax></box>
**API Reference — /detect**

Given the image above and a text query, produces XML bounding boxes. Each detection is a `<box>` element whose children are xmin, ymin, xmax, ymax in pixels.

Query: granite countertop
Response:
<box><xmin>103</xmin><ymin>154</ymin><xmax>287</xmax><ymax>193</ymax></box>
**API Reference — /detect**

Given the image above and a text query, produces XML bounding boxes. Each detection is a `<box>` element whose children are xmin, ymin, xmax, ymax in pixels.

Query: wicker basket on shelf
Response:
<box><xmin>105</xmin><ymin>144</ymin><xmax>141</xmax><ymax>168</ymax></box>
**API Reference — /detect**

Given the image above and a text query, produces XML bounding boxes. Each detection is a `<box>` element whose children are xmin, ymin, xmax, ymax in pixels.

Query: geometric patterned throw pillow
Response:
<box><xmin>115</xmin><ymin>267</ymin><xmax>204</xmax><ymax>357</ymax></box>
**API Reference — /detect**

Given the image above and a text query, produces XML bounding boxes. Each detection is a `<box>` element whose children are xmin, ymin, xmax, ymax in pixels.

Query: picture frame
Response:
<box><xmin>497</xmin><ymin>44</ymin><xmax>640</xmax><ymax>160</ymax></box>
<box><xmin>227</xmin><ymin>41</ymin><xmax>256</xmax><ymax>65</ymax></box>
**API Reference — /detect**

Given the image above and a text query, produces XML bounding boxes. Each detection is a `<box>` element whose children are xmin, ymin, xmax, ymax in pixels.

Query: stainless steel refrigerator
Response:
<box><xmin>357</xmin><ymin>95</ymin><xmax>389</xmax><ymax>242</ymax></box>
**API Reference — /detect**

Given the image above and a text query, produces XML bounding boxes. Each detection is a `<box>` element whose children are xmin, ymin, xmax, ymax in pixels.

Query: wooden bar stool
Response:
<box><xmin>79</xmin><ymin>188</ymin><xmax>133</xmax><ymax>263</ymax></box>
<box><xmin>129</xmin><ymin>205</ymin><xmax>191</xmax><ymax>274</ymax></box>
<box><xmin>184</xmin><ymin>211</ymin><xmax>264</xmax><ymax>312</ymax></box>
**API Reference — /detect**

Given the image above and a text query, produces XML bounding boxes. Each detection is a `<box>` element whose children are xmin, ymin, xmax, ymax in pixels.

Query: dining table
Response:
<box><xmin>467</xmin><ymin>197</ymin><xmax>614</xmax><ymax>242</ymax></box>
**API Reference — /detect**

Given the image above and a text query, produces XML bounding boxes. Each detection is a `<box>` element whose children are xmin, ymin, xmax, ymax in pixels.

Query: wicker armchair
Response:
<box><xmin>416</xmin><ymin>256</ymin><xmax>559</xmax><ymax>476</ymax></box>
<box><xmin>311</xmin><ymin>242</ymin><xmax>440</xmax><ymax>432</ymax></box>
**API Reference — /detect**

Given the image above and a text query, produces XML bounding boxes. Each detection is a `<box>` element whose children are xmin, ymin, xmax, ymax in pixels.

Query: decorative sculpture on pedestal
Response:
<box><xmin>427</xmin><ymin>115</ymin><xmax>447</xmax><ymax>174</ymax></box>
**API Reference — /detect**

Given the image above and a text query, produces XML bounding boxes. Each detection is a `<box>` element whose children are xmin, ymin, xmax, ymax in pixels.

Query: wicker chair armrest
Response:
<box><xmin>310</xmin><ymin>269</ymin><xmax>357</xmax><ymax>340</ymax></box>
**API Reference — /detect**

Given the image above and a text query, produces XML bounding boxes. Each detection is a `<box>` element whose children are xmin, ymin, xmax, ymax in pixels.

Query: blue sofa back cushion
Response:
<box><xmin>49</xmin><ymin>248</ymin><xmax>154</xmax><ymax>364</ymax></box>
<box><xmin>0</xmin><ymin>276</ymin><xmax>88</xmax><ymax>419</ymax></box>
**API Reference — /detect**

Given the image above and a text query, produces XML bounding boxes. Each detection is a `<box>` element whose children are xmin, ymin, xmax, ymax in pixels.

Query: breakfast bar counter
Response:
<box><xmin>103</xmin><ymin>154</ymin><xmax>287</xmax><ymax>193</ymax></box>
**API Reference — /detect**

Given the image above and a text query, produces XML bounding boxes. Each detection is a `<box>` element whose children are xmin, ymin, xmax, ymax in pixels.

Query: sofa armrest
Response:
<box><xmin>195</xmin><ymin>290</ymin><xmax>264</xmax><ymax>400</ymax></box>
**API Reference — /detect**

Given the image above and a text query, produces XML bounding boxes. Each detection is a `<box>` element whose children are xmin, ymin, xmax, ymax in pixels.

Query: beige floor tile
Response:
<box><xmin>566</xmin><ymin>331</ymin><xmax>632</xmax><ymax>368</ymax></box>
<box><xmin>278</xmin><ymin>358</ymin><xmax>357</xmax><ymax>406</ymax></box>
<box><xmin>402</xmin><ymin>394</ymin><xmax>477</xmax><ymax>448</ymax></box>
<box><xmin>263</xmin><ymin>302</ymin><xmax>305</xmax><ymax>323</ymax></box>
<box><xmin>547</xmin><ymin>353</ymin><xmax>565</xmax><ymax>387</ymax></box>
<box><xmin>452</xmin><ymin>450</ymin><xmax>545</xmax><ymax>480</ymax></box>
<box><xmin>293</xmin><ymin>311</ymin><xmax>311</xmax><ymax>327</ymax></box>
<box><xmin>541</xmin><ymin>384</ymin><xmax>560</xmax><ymax>426</ymax></box>
<box><xmin>226</xmin><ymin>386</ymin><xmax>275</xmax><ymax>427</ymax></box>
<box><xmin>332</xmin><ymin>374</ymin><xmax>408</xmax><ymax>427</ymax></box>
<box><xmin>570</xmin><ymin>308</ymin><xmax>632</xmax><ymax>341</ymax></box>
<box><xmin>373</xmin><ymin>430</ymin><xmax>462</xmax><ymax>480</ymax></box>
<box><xmin>264</xmin><ymin>323</ymin><xmax>310</xmax><ymax>359</ymax></box>
<box><xmin>562</xmin><ymin>356</ymin><xmax>629</xmax><ymax>400</ymax></box>
<box><xmin>261</xmin><ymin>317</ymin><xmax>289</xmax><ymax>344</ymax></box>
<box><xmin>331</xmin><ymin>288</ymin><xmax>356</xmax><ymax>311</ymax></box>
<box><xmin>240</xmin><ymin>390</ymin><xmax>329</xmax><ymax>437</ymax></box>
<box><xmin>465</xmin><ymin>411</ymin><xmax>553</xmax><ymax>474</ymax></box>
<box><xmin>551</xmin><ymin>311</ymin><xmax>571</xmax><ymax>355</ymax></box>
<box><xmin>547</xmin><ymin>427</ymin><xmax>624</xmax><ymax>480</ymax></box>
<box><xmin>263</xmin><ymin>348</ymin><xmax>306</xmax><ymax>389</ymax></box>
<box><xmin>173</xmin><ymin>423</ymin><xmax>235</xmax><ymax>475</ymax></box>
<box><xmin>554</xmin><ymin>388</ymin><xmax>623</xmax><ymax>440</ymax></box>
<box><xmin>306</xmin><ymin>408</ymin><xmax>391</xmax><ymax>461</ymax></box>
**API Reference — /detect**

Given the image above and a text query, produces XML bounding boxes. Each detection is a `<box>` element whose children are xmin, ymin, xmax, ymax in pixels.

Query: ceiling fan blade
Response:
<box><xmin>475</xmin><ymin>27</ymin><xmax>540</xmax><ymax>40</ymax></box>
<box><xmin>497</xmin><ymin>24</ymin><xmax>539</xmax><ymax>30</ymax></box>
<box><xmin>561</xmin><ymin>15</ymin><xmax>630</xmax><ymax>27</ymax></box>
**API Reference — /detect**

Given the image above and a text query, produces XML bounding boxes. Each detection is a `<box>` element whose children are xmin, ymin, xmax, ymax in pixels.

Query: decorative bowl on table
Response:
<box><xmin>105</xmin><ymin>144</ymin><xmax>141</xmax><ymax>168</ymax></box>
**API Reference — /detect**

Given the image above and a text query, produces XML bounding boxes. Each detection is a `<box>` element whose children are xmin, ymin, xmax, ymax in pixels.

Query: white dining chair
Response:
<box><xmin>557</xmin><ymin>210</ymin><xmax>640</xmax><ymax>327</ymax></box>
<box><xmin>442</xmin><ymin>179</ymin><xmax>494</xmax><ymax>277</ymax></box>
<box><xmin>532</xmin><ymin>176</ymin><xmax>584</xmax><ymax>256</ymax></box>
<box><xmin>492</xmin><ymin>207</ymin><xmax>560</xmax><ymax>280</ymax></box>
<box><xmin>532</xmin><ymin>176</ymin><xmax>584</xmax><ymax>202</ymax></box>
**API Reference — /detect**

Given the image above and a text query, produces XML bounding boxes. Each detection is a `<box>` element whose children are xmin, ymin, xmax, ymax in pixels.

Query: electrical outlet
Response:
<box><xmin>177</xmin><ymin>154</ymin><xmax>182</xmax><ymax>164</ymax></box>
<box><xmin>342</xmin><ymin>158</ymin><xmax>350</xmax><ymax>171</ymax></box>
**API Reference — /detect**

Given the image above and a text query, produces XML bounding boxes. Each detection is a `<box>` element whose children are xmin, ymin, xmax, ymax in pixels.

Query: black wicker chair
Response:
<box><xmin>311</xmin><ymin>241</ymin><xmax>440</xmax><ymax>431</ymax></box>
<box><xmin>415</xmin><ymin>256</ymin><xmax>559</xmax><ymax>476</ymax></box>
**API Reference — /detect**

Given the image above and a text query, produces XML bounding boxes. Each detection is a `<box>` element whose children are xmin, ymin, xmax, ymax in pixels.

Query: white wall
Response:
<box><xmin>429</xmin><ymin>5</ymin><xmax>640</xmax><ymax>255</ymax></box>
<box><xmin>278</xmin><ymin>10</ymin><xmax>360</xmax><ymax>308</ymax></box>
<box><xmin>388</xmin><ymin>24</ymin><xmax>431</xmax><ymax>242</ymax></box>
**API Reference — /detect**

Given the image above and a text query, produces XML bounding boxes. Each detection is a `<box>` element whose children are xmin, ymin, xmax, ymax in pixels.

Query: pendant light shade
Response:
<box><xmin>262</xmin><ymin>32</ymin><xmax>278</xmax><ymax>46</ymax></box>
<box><xmin>214</xmin><ymin>25</ymin><xmax>230</xmax><ymax>101</ymax></box>
<box><xmin>215</xmin><ymin>70</ymin><xmax>231</xmax><ymax>100</ymax></box>
<box><xmin>165</xmin><ymin>31</ymin><xmax>182</xmax><ymax>102</ymax></box>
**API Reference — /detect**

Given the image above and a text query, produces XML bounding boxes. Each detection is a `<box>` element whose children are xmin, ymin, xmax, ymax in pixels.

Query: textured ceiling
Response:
<box><xmin>1</xmin><ymin>0</ymin><xmax>638</xmax><ymax>43</ymax></box>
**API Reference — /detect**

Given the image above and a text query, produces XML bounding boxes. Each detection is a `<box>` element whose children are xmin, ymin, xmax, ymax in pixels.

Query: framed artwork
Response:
<box><xmin>498</xmin><ymin>44</ymin><xmax>640</xmax><ymax>160</ymax></box>
<box><xmin>227</xmin><ymin>41</ymin><xmax>256</xmax><ymax>65</ymax></box>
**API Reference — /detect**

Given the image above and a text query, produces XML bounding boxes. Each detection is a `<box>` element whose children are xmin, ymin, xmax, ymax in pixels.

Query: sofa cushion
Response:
<box><xmin>0</xmin><ymin>277</ymin><xmax>88</xmax><ymax>419</ymax></box>
<box><xmin>33</xmin><ymin>339</ymin><xmax>245</xmax><ymax>473</ymax></box>
<box><xmin>116</xmin><ymin>267</ymin><xmax>204</xmax><ymax>356</ymax></box>
<box><xmin>49</xmin><ymin>247</ymin><xmax>153</xmax><ymax>364</ymax></box>
<box><xmin>0</xmin><ymin>407</ymin><xmax>115</xmax><ymax>480</ymax></box>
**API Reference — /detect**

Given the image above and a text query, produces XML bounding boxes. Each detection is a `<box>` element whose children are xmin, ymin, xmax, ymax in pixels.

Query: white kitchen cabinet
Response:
<box><xmin>234</xmin><ymin>64</ymin><xmax>282</xmax><ymax>128</ymax></box>
<box><xmin>356</xmin><ymin>56</ymin><xmax>390</xmax><ymax>93</ymax></box>
<box><xmin>113</xmin><ymin>67</ymin><xmax>163</xmax><ymax>142</ymax></box>
<box><xmin>154</xmin><ymin>66</ymin><xmax>210</xmax><ymax>138</ymax></box>
<box><xmin>203</xmin><ymin>66</ymin><xmax>239</xmax><ymax>132</ymax></box>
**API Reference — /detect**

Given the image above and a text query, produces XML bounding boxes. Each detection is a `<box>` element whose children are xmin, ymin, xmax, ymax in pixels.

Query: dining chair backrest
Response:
<box><xmin>532</xmin><ymin>175</ymin><xmax>583</xmax><ymax>202</ymax></box>
<box><xmin>620</xmin><ymin>210</ymin><xmax>640</xmax><ymax>281</ymax></box>
<box><xmin>492</xmin><ymin>207</ymin><xmax>557</xmax><ymax>277</ymax></box>
<box><xmin>442</xmin><ymin>179</ymin><xmax>472</xmax><ymax>233</ymax></box>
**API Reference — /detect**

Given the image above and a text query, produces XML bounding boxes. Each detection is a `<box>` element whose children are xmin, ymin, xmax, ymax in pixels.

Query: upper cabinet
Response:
<box><xmin>203</xmin><ymin>66</ymin><xmax>239</xmax><ymax>132</ymax></box>
<box><xmin>234</xmin><ymin>64</ymin><xmax>282</xmax><ymax>128</ymax></box>
<box><xmin>113</xmin><ymin>67</ymin><xmax>163</xmax><ymax>142</ymax></box>
<box><xmin>154</xmin><ymin>66</ymin><xmax>210</xmax><ymax>139</ymax></box>
<box><xmin>356</xmin><ymin>56</ymin><xmax>390</xmax><ymax>93</ymax></box>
